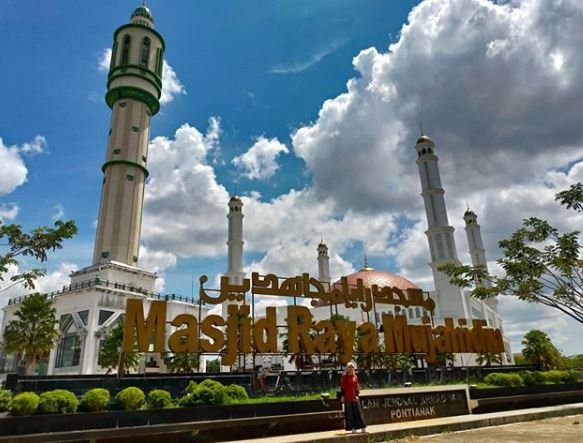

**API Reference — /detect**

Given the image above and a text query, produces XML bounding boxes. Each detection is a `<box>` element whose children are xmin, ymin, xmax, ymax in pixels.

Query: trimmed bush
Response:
<box><xmin>146</xmin><ymin>389</ymin><xmax>173</xmax><ymax>409</ymax></box>
<box><xmin>179</xmin><ymin>379</ymin><xmax>226</xmax><ymax>407</ymax></box>
<box><xmin>38</xmin><ymin>389</ymin><xmax>79</xmax><ymax>414</ymax></box>
<box><xmin>184</xmin><ymin>381</ymin><xmax>198</xmax><ymax>395</ymax></box>
<box><xmin>519</xmin><ymin>371</ymin><xmax>545</xmax><ymax>386</ymax></box>
<box><xmin>80</xmin><ymin>388</ymin><xmax>110</xmax><ymax>412</ymax></box>
<box><xmin>224</xmin><ymin>384</ymin><xmax>248</xmax><ymax>402</ymax></box>
<box><xmin>484</xmin><ymin>372</ymin><xmax>524</xmax><ymax>387</ymax></box>
<box><xmin>11</xmin><ymin>392</ymin><xmax>40</xmax><ymax>416</ymax></box>
<box><xmin>0</xmin><ymin>389</ymin><xmax>12</xmax><ymax>412</ymax></box>
<box><xmin>115</xmin><ymin>387</ymin><xmax>145</xmax><ymax>410</ymax></box>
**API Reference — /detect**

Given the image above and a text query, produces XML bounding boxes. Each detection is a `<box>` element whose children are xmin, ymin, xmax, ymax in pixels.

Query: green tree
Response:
<box><xmin>521</xmin><ymin>330</ymin><xmax>561</xmax><ymax>370</ymax></box>
<box><xmin>206</xmin><ymin>358</ymin><xmax>220</xmax><ymax>373</ymax></box>
<box><xmin>560</xmin><ymin>354</ymin><xmax>583</xmax><ymax>370</ymax></box>
<box><xmin>164</xmin><ymin>350</ymin><xmax>200</xmax><ymax>373</ymax></box>
<box><xmin>476</xmin><ymin>352</ymin><xmax>502</xmax><ymax>367</ymax></box>
<box><xmin>0</xmin><ymin>220</ymin><xmax>77</xmax><ymax>293</ymax></box>
<box><xmin>440</xmin><ymin>184</ymin><xmax>583</xmax><ymax>324</ymax></box>
<box><xmin>98</xmin><ymin>324</ymin><xmax>141</xmax><ymax>376</ymax></box>
<box><xmin>3</xmin><ymin>293</ymin><xmax>59</xmax><ymax>375</ymax></box>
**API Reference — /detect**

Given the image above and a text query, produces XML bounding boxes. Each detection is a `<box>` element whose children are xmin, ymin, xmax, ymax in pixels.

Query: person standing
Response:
<box><xmin>340</xmin><ymin>361</ymin><xmax>367</xmax><ymax>433</ymax></box>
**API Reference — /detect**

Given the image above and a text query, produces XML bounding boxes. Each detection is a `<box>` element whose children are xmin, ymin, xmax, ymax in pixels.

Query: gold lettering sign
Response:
<box><xmin>122</xmin><ymin>300</ymin><xmax>506</xmax><ymax>364</ymax></box>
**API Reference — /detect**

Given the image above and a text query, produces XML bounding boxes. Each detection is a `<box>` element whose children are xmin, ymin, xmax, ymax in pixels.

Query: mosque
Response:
<box><xmin>0</xmin><ymin>5</ymin><xmax>512</xmax><ymax>376</ymax></box>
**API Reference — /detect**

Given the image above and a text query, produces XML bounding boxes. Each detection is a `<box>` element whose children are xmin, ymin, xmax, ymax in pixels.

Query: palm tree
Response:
<box><xmin>476</xmin><ymin>352</ymin><xmax>502</xmax><ymax>367</ymax></box>
<box><xmin>3</xmin><ymin>293</ymin><xmax>59</xmax><ymax>375</ymax></box>
<box><xmin>521</xmin><ymin>330</ymin><xmax>561</xmax><ymax>370</ymax></box>
<box><xmin>98</xmin><ymin>323</ymin><xmax>141</xmax><ymax>375</ymax></box>
<box><xmin>164</xmin><ymin>349</ymin><xmax>200</xmax><ymax>373</ymax></box>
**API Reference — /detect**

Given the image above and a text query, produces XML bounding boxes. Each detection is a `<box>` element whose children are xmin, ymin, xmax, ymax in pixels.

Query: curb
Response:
<box><xmin>228</xmin><ymin>402</ymin><xmax>583</xmax><ymax>443</ymax></box>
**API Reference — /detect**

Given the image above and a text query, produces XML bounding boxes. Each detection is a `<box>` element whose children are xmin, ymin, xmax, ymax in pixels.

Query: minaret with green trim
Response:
<box><xmin>92</xmin><ymin>4</ymin><xmax>164</xmax><ymax>266</ymax></box>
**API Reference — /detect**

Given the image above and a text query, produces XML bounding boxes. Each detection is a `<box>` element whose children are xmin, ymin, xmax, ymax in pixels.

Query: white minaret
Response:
<box><xmin>317</xmin><ymin>240</ymin><xmax>331</xmax><ymax>289</ymax></box>
<box><xmin>415</xmin><ymin>134</ymin><xmax>469</xmax><ymax>319</ymax></box>
<box><xmin>464</xmin><ymin>209</ymin><xmax>497</xmax><ymax>311</ymax></box>
<box><xmin>226</xmin><ymin>195</ymin><xmax>245</xmax><ymax>285</ymax></box>
<box><xmin>92</xmin><ymin>4</ymin><xmax>164</xmax><ymax>266</ymax></box>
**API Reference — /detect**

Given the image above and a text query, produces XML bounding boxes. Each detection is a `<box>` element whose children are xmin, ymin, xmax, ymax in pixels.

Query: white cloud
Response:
<box><xmin>51</xmin><ymin>204</ymin><xmax>65</xmax><ymax>221</ymax></box>
<box><xmin>232</xmin><ymin>136</ymin><xmax>289</xmax><ymax>180</ymax></box>
<box><xmin>160</xmin><ymin>62</ymin><xmax>187</xmax><ymax>105</ymax></box>
<box><xmin>0</xmin><ymin>203</ymin><xmax>19</xmax><ymax>222</ymax></box>
<box><xmin>270</xmin><ymin>38</ymin><xmax>348</xmax><ymax>74</ymax></box>
<box><xmin>18</xmin><ymin>135</ymin><xmax>47</xmax><ymax>156</ymax></box>
<box><xmin>97</xmin><ymin>49</ymin><xmax>186</xmax><ymax>105</ymax></box>
<box><xmin>98</xmin><ymin>48</ymin><xmax>112</xmax><ymax>73</ymax></box>
<box><xmin>0</xmin><ymin>135</ymin><xmax>48</xmax><ymax>195</ymax></box>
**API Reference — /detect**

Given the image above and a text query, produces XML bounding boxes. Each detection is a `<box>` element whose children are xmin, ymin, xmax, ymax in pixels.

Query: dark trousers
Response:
<box><xmin>344</xmin><ymin>400</ymin><xmax>366</xmax><ymax>430</ymax></box>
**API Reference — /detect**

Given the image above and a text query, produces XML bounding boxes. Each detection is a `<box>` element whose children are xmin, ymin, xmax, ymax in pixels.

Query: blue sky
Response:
<box><xmin>3</xmin><ymin>0</ymin><xmax>583</xmax><ymax>354</ymax></box>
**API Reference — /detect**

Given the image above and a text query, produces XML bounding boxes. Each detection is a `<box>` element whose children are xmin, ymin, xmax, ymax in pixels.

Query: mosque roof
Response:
<box><xmin>416</xmin><ymin>135</ymin><xmax>433</xmax><ymax>145</ymax></box>
<box><xmin>132</xmin><ymin>5</ymin><xmax>153</xmax><ymax>21</ymax></box>
<box><xmin>315</xmin><ymin>268</ymin><xmax>420</xmax><ymax>307</ymax></box>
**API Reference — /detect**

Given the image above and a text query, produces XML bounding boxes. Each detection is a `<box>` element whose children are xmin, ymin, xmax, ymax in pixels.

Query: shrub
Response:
<box><xmin>543</xmin><ymin>370</ymin><xmax>567</xmax><ymax>384</ymax></box>
<box><xmin>179</xmin><ymin>379</ymin><xmax>225</xmax><ymax>407</ymax></box>
<box><xmin>80</xmin><ymin>388</ymin><xmax>110</xmax><ymax>412</ymax></box>
<box><xmin>566</xmin><ymin>369</ymin><xmax>583</xmax><ymax>383</ymax></box>
<box><xmin>146</xmin><ymin>389</ymin><xmax>173</xmax><ymax>409</ymax></box>
<box><xmin>11</xmin><ymin>392</ymin><xmax>40</xmax><ymax>416</ymax></box>
<box><xmin>38</xmin><ymin>389</ymin><xmax>79</xmax><ymax>414</ymax></box>
<box><xmin>224</xmin><ymin>384</ymin><xmax>248</xmax><ymax>402</ymax></box>
<box><xmin>184</xmin><ymin>381</ymin><xmax>198</xmax><ymax>395</ymax></box>
<box><xmin>0</xmin><ymin>389</ymin><xmax>12</xmax><ymax>412</ymax></box>
<box><xmin>115</xmin><ymin>387</ymin><xmax>145</xmax><ymax>410</ymax></box>
<box><xmin>484</xmin><ymin>373</ymin><xmax>524</xmax><ymax>387</ymax></box>
<box><xmin>519</xmin><ymin>371</ymin><xmax>545</xmax><ymax>386</ymax></box>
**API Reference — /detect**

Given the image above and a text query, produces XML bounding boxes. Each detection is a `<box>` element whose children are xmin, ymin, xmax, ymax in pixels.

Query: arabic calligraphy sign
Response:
<box><xmin>200</xmin><ymin>272</ymin><xmax>436</xmax><ymax>312</ymax></box>
<box><xmin>121</xmin><ymin>272</ymin><xmax>505</xmax><ymax>366</ymax></box>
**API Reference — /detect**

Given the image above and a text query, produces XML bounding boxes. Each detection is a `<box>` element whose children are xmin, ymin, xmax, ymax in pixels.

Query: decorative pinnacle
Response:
<box><xmin>419</xmin><ymin>121</ymin><xmax>424</xmax><ymax>136</ymax></box>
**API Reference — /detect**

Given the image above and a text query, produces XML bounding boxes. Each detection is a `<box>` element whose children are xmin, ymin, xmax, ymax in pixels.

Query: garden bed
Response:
<box><xmin>0</xmin><ymin>398</ymin><xmax>342</xmax><ymax>438</ymax></box>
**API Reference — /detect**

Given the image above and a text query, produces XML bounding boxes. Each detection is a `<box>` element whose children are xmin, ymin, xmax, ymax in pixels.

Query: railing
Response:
<box><xmin>6</xmin><ymin>278</ymin><xmax>203</xmax><ymax>307</ymax></box>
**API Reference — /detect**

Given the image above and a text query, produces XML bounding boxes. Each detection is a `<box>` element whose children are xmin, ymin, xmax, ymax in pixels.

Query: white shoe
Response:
<box><xmin>351</xmin><ymin>429</ymin><xmax>358</xmax><ymax>434</ymax></box>
<box><xmin>360</xmin><ymin>428</ymin><xmax>367</xmax><ymax>433</ymax></box>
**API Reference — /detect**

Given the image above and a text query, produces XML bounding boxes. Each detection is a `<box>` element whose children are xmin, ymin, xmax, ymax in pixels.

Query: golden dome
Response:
<box><xmin>416</xmin><ymin>135</ymin><xmax>433</xmax><ymax>145</ymax></box>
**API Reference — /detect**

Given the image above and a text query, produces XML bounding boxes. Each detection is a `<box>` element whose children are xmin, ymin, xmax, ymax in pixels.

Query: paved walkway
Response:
<box><xmin>224</xmin><ymin>403</ymin><xmax>583</xmax><ymax>443</ymax></box>
<box><xmin>396</xmin><ymin>414</ymin><xmax>583</xmax><ymax>442</ymax></box>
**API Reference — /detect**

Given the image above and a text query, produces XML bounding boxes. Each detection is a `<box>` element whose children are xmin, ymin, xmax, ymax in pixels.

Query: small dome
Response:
<box><xmin>464</xmin><ymin>209</ymin><xmax>477</xmax><ymax>218</ymax></box>
<box><xmin>230</xmin><ymin>195</ymin><xmax>242</xmax><ymax>203</ymax></box>
<box><xmin>132</xmin><ymin>6</ymin><xmax>154</xmax><ymax>22</ymax></box>
<box><xmin>416</xmin><ymin>135</ymin><xmax>433</xmax><ymax>145</ymax></box>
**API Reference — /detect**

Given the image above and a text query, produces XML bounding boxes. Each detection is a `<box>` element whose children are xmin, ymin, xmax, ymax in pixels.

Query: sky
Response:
<box><xmin>2</xmin><ymin>0</ymin><xmax>583</xmax><ymax>355</ymax></box>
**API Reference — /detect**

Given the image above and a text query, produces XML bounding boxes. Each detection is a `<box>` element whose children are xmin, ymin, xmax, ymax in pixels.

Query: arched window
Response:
<box><xmin>428</xmin><ymin>148</ymin><xmax>433</xmax><ymax>154</ymax></box>
<box><xmin>156</xmin><ymin>48</ymin><xmax>164</xmax><ymax>76</ymax></box>
<box><xmin>421</xmin><ymin>148</ymin><xmax>427</xmax><ymax>155</ymax></box>
<box><xmin>140</xmin><ymin>37</ymin><xmax>151</xmax><ymax>67</ymax></box>
<box><xmin>121</xmin><ymin>35</ymin><xmax>131</xmax><ymax>65</ymax></box>
<box><xmin>110</xmin><ymin>42</ymin><xmax>118</xmax><ymax>71</ymax></box>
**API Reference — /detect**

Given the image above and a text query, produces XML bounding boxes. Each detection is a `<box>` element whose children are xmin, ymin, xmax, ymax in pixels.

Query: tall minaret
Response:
<box><xmin>317</xmin><ymin>240</ymin><xmax>331</xmax><ymax>289</ymax></box>
<box><xmin>415</xmin><ymin>134</ymin><xmax>469</xmax><ymax>319</ymax></box>
<box><xmin>92</xmin><ymin>5</ymin><xmax>164</xmax><ymax>266</ymax></box>
<box><xmin>226</xmin><ymin>196</ymin><xmax>245</xmax><ymax>285</ymax></box>
<box><xmin>464</xmin><ymin>209</ymin><xmax>497</xmax><ymax>310</ymax></box>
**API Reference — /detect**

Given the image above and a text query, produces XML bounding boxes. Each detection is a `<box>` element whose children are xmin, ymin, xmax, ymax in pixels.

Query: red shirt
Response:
<box><xmin>340</xmin><ymin>372</ymin><xmax>360</xmax><ymax>401</ymax></box>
